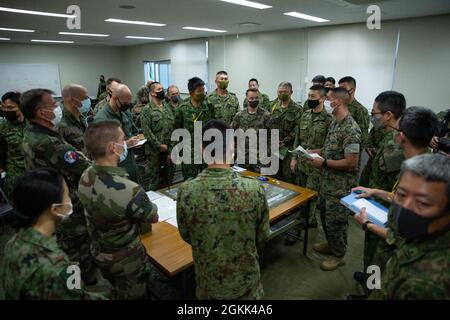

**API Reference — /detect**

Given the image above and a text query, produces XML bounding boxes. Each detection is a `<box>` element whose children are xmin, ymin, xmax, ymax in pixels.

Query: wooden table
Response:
<box><xmin>141</xmin><ymin>171</ymin><xmax>317</xmax><ymax>278</ymax></box>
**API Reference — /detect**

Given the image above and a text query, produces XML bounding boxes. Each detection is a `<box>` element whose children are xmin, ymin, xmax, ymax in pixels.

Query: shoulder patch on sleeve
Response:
<box><xmin>63</xmin><ymin>150</ymin><xmax>78</xmax><ymax>165</ymax></box>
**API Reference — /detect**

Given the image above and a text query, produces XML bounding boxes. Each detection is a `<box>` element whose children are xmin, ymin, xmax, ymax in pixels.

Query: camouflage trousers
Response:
<box><xmin>147</xmin><ymin>150</ymin><xmax>175</xmax><ymax>191</ymax></box>
<box><xmin>318</xmin><ymin>193</ymin><xmax>349</xmax><ymax>257</ymax></box>
<box><xmin>297</xmin><ymin>170</ymin><xmax>321</xmax><ymax>225</ymax></box>
<box><xmin>181</xmin><ymin>163</ymin><xmax>207</xmax><ymax>181</ymax></box>
<box><xmin>92</xmin><ymin>243</ymin><xmax>150</xmax><ymax>300</ymax></box>
<box><xmin>276</xmin><ymin>157</ymin><xmax>295</xmax><ymax>183</ymax></box>
<box><xmin>197</xmin><ymin>280</ymin><xmax>264</xmax><ymax>300</ymax></box>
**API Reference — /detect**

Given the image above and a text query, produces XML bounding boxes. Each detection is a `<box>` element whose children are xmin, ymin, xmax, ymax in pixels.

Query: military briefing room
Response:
<box><xmin>0</xmin><ymin>0</ymin><xmax>449</xmax><ymax>305</ymax></box>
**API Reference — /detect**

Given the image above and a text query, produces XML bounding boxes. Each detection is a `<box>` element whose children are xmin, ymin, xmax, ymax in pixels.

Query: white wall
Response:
<box><xmin>0</xmin><ymin>43</ymin><xmax>125</xmax><ymax>97</ymax></box>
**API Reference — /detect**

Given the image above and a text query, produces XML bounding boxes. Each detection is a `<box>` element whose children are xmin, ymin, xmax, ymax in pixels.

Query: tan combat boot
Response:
<box><xmin>320</xmin><ymin>256</ymin><xmax>346</xmax><ymax>271</ymax></box>
<box><xmin>312</xmin><ymin>242</ymin><xmax>333</xmax><ymax>255</ymax></box>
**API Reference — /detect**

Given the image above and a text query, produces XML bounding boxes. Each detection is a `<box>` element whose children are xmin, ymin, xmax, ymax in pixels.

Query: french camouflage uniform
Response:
<box><xmin>370</xmin><ymin>229</ymin><xmax>450</xmax><ymax>300</ymax></box>
<box><xmin>269</xmin><ymin>99</ymin><xmax>301</xmax><ymax>183</ymax></box>
<box><xmin>176</xmin><ymin>168</ymin><xmax>270</xmax><ymax>300</ymax></box>
<box><xmin>78</xmin><ymin>164</ymin><xmax>158</xmax><ymax>299</ymax></box>
<box><xmin>174</xmin><ymin>99</ymin><xmax>214</xmax><ymax>180</ymax></box>
<box><xmin>231</xmin><ymin>106</ymin><xmax>272</xmax><ymax>172</ymax></box>
<box><xmin>207</xmin><ymin>89</ymin><xmax>239</xmax><ymax>125</ymax></box>
<box><xmin>93</xmin><ymin>103</ymin><xmax>139</xmax><ymax>182</ymax></box>
<box><xmin>0</xmin><ymin>119</ymin><xmax>27</xmax><ymax>196</ymax></box>
<box><xmin>0</xmin><ymin>228</ymin><xmax>106</xmax><ymax>300</ymax></box>
<box><xmin>292</xmin><ymin>108</ymin><xmax>332</xmax><ymax>225</ymax></box>
<box><xmin>359</xmin><ymin>126</ymin><xmax>385</xmax><ymax>186</ymax></box>
<box><xmin>93</xmin><ymin>97</ymin><xmax>107</xmax><ymax>115</ymax></box>
<box><xmin>140</xmin><ymin>102</ymin><xmax>175</xmax><ymax>190</ymax></box>
<box><xmin>243</xmin><ymin>92</ymin><xmax>271</xmax><ymax>112</ymax></box>
<box><xmin>348</xmin><ymin>99</ymin><xmax>370</xmax><ymax>147</ymax></box>
<box><xmin>57</xmin><ymin>106</ymin><xmax>88</xmax><ymax>152</ymax></box>
<box><xmin>22</xmin><ymin>123</ymin><xmax>95</xmax><ymax>284</ymax></box>
<box><xmin>320</xmin><ymin>114</ymin><xmax>362</xmax><ymax>257</ymax></box>
<box><xmin>363</xmin><ymin>129</ymin><xmax>405</xmax><ymax>273</ymax></box>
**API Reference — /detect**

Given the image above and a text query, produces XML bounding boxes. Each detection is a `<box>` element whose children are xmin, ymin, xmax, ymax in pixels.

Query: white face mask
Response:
<box><xmin>45</xmin><ymin>106</ymin><xmax>63</xmax><ymax>127</ymax></box>
<box><xmin>52</xmin><ymin>202</ymin><xmax>73</xmax><ymax>220</ymax></box>
<box><xmin>324</xmin><ymin>100</ymin><xmax>333</xmax><ymax>114</ymax></box>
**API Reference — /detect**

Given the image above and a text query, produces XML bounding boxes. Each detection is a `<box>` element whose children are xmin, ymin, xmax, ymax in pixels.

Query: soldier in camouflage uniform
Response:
<box><xmin>20</xmin><ymin>89</ymin><xmax>97</xmax><ymax>285</ymax></box>
<box><xmin>79</xmin><ymin>121</ymin><xmax>159</xmax><ymax>299</ymax></box>
<box><xmin>231</xmin><ymin>88</ymin><xmax>272</xmax><ymax>172</ymax></box>
<box><xmin>301</xmin><ymin>75</ymin><xmax>327</xmax><ymax>111</ymax></box>
<box><xmin>359</xmin><ymin>126</ymin><xmax>384</xmax><ymax>186</ymax></box>
<box><xmin>93</xmin><ymin>77</ymin><xmax>121</xmax><ymax>115</ymax></box>
<box><xmin>97</xmin><ymin>75</ymin><xmax>106</xmax><ymax>100</ymax></box>
<box><xmin>177</xmin><ymin>119</ymin><xmax>270</xmax><ymax>300</ymax></box>
<box><xmin>58</xmin><ymin>84</ymin><xmax>89</xmax><ymax>152</ymax></box>
<box><xmin>431</xmin><ymin>109</ymin><xmax>450</xmax><ymax>151</ymax></box>
<box><xmin>286</xmin><ymin>85</ymin><xmax>332</xmax><ymax>244</ymax></box>
<box><xmin>174</xmin><ymin>77</ymin><xmax>214</xmax><ymax>180</ymax></box>
<box><xmin>269</xmin><ymin>81</ymin><xmax>301</xmax><ymax>183</ymax></box>
<box><xmin>0</xmin><ymin>168</ymin><xmax>107</xmax><ymax>300</ymax></box>
<box><xmin>206</xmin><ymin>71</ymin><xmax>239</xmax><ymax>125</ymax></box>
<box><xmin>309</xmin><ymin>87</ymin><xmax>362</xmax><ymax>271</ymax></box>
<box><xmin>166</xmin><ymin>85</ymin><xmax>182</xmax><ymax>113</ymax></box>
<box><xmin>369</xmin><ymin>153</ymin><xmax>450</xmax><ymax>300</ymax></box>
<box><xmin>0</xmin><ymin>91</ymin><xmax>27</xmax><ymax>196</ymax></box>
<box><xmin>243</xmin><ymin>78</ymin><xmax>271</xmax><ymax>112</ymax></box>
<box><xmin>339</xmin><ymin>77</ymin><xmax>370</xmax><ymax>147</ymax></box>
<box><xmin>94</xmin><ymin>84</ymin><xmax>141</xmax><ymax>182</ymax></box>
<box><xmin>141</xmin><ymin>82</ymin><xmax>175</xmax><ymax>190</ymax></box>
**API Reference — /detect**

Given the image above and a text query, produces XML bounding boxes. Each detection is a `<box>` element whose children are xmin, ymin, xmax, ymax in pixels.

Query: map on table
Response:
<box><xmin>160</xmin><ymin>181</ymin><xmax>300</xmax><ymax>209</ymax></box>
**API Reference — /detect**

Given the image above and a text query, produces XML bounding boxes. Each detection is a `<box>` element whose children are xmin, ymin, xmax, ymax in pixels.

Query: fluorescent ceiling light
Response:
<box><xmin>59</xmin><ymin>32</ymin><xmax>109</xmax><ymax>37</ymax></box>
<box><xmin>105</xmin><ymin>18</ymin><xmax>166</xmax><ymax>27</ymax></box>
<box><xmin>183</xmin><ymin>26</ymin><xmax>227</xmax><ymax>33</ymax></box>
<box><xmin>0</xmin><ymin>27</ymin><xmax>35</xmax><ymax>33</ymax></box>
<box><xmin>284</xmin><ymin>11</ymin><xmax>329</xmax><ymax>23</ymax></box>
<box><xmin>126</xmin><ymin>36</ymin><xmax>165</xmax><ymax>40</ymax></box>
<box><xmin>31</xmin><ymin>39</ymin><xmax>74</xmax><ymax>44</ymax></box>
<box><xmin>0</xmin><ymin>38</ymin><xmax>11</xmax><ymax>41</ymax></box>
<box><xmin>220</xmin><ymin>0</ymin><xmax>272</xmax><ymax>9</ymax></box>
<box><xmin>0</xmin><ymin>6</ymin><xmax>75</xmax><ymax>18</ymax></box>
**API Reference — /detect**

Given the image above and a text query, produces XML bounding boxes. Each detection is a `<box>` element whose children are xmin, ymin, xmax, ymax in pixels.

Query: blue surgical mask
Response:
<box><xmin>80</xmin><ymin>98</ymin><xmax>91</xmax><ymax>114</ymax></box>
<box><xmin>114</xmin><ymin>142</ymin><xmax>128</xmax><ymax>163</ymax></box>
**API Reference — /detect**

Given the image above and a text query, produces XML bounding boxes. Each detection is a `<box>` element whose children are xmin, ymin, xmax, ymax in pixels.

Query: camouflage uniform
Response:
<box><xmin>93</xmin><ymin>98</ymin><xmax>107</xmax><ymax>115</ymax></box>
<box><xmin>348</xmin><ymin>99</ymin><xmax>370</xmax><ymax>147</ymax></box>
<box><xmin>78</xmin><ymin>164</ymin><xmax>158</xmax><ymax>299</ymax></box>
<box><xmin>176</xmin><ymin>168</ymin><xmax>270</xmax><ymax>300</ymax></box>
<box><xmin>165</xmin><ymin>101</ymin><xmax>181</xmax><ymax>114</ymax></box>
<box><xmin>207</xmin><ymin>89</ymin><xmax>239</xmax><ymax>125</ymax></box>
<box><xmin>140</xmin><ymin>102</ymin><xmax>175</xmax><ymax>190</ymax></box>
<box><xmin>97</xmin><ymin>79</ymin><xmax>106</xmax><ymax>100</ymax></box>
<box><xmin>93</xmin><ymin>103</ymin><xmax>139</xmax><ymax>182</ymax></box>
<box><xmin>319</xmin><ymin>114</ymin><xmax>362</xmax><ymax>257</ymax></box>
<box><xmin>231</xmin><ymin>106</ymin><xmax>272</xmax><ymax>172</ymax></box>
<box><xmin>22</xmin><ymin>123</ymin><xmax>95</xmax><ymax>284</ymax></box>
<box><xmin>292</xmin><ymin>108</ymin><xmax>332</xmax><ymax>224</ymax></box>
<box><xmin>0</xmin><ymin>228</ymin><xmax>106</xmax><ymax>299</ymax></box>
<box><xmin>0</xmin><ymin>119</ymin><xmax>27</xmax><ymax>196</ymax></box>
<box><xmin>57</xmin><ymin>106</ymin><xmax>88</xmax><ymax>152</ymax></box>
<box><xmin>174</xmin><ymin>99</ymin><xmax>214</xmax><ymax>180</ymax></box>
<box><xmin>243</xmin><ymin>92</ymin><xmax>271</xmax><ymax>112</ymax></box>
<box><xmin>132</xmin><ymin>86</ymin><xmax>151</xmax><ymax>130</ymax></box>
<box><xmin>363</xmin><ymin>129</ymin><xmax>405</xmax><ymax>273</ymax></box>
<box><xmin>359</xmin><ymin>126</ymin><xmax>385</xmax><ymax>186</ymax></box>
<box><xmin>370</xmin><ymin>230</ymin><xmax>450</xmax><ymax>300</ymax></box>
<box><xmin>270</xmin><ymin>99</ymin><xmax>300</xmax><ymax>182</ymax></box>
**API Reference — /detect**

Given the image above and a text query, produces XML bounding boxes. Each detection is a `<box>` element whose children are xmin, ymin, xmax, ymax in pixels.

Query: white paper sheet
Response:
<box><xmin>353</xmin><ymin>199</ymin><xmax>388</xmax><ymax>224</ymax></box>
<box><xmin>128</xmin><ymin>139</ymin><xmax>147</xmax><ymax>149</ymax></box>
<box><xmin>153</xmin><ymin>196</ymin><xmax>177</xmax><ymax>222</ymax></box>
<box><xmin>232</xmin><ymin>165</ymin><xmax>247</xmax><ymax>173</ymax></box>
<box><xmin>166</xmin><ymin>217</ymin><xmax>178</xmax><ymax>228</ymax></box>
<box><xmin>146</xmin><ymin>191</ymin><xmax>164</xmax><ymax>202</ymax></box>
<box><xmin>289</xmin><ymin>145</ymin><xmax>323</xmax><ymax>160</ymax></box>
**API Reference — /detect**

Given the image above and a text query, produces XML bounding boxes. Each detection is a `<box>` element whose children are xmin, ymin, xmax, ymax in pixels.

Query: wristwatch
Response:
<box><xmin>362</xmin><ymin>221</ymin><xmax>373</xmax><ymax>231</ymax></box>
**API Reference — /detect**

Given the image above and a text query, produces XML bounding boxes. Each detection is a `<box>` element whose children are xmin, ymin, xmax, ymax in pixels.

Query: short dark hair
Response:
<box><xmin>329</xmin><ymin>87</ymin><xmax>350</xmax><ymax>104</ymax></box>
<box><xmin>106</xmin><ymin>77</ymin><xmax>122</xmax><ymax>86</ymax></box>
<box><xmin>202</xmin><ymin>119</ymin><xmax>232</xmax><ymax>161</ymax></box>
<box><xmin>309</xmin><ymin>85</ymin><xmax>327</xmax><ymax>97</ymax></box>
<box><xmin>339</xmin><ymin>76</ymin><xmax>357</xmax><ymax>87</ymax></box>
<box><xmin>326</xmin><ymin>77</ymin><xmax>336</xmax><ymax>85</ymax></box>
<box><xmin>2</xmin><ymin>91</ymin><xmax>21</xmax><ymax>105</ymax></box>
<box><xmin>312</xmin><ymin>75</ymin><xmax>326</xmax><ymax>85</ymax></box>
<box><xmin>20</xmin><ymin>88</ymin><xmax>54</xmax><ymax>120</ymax></box>
<box><xmin>249</xmin><ymin>78</ymin><xmax>259</xmax><ymax>84</ymax></box>
<box><xmin>84</xmin><ymin>120</ymin><xmax>122</xmax><ymax>159</ymax></box>
<box><xmin>150</xmin><ymin>81</ymin><xmax>161</xmax><ymax>93</ymax></box>
<box><xmin>12</xmin><ymin>168</ymin><xmax>64</xmax><ymax>228</ymax></box>
<box><xmin>216</xmin><ymin>71</ymin><xmax>228</xmax><ymax>77</ymax></box>
<box><xmin>399</xmin><ymin>107</ymin><xmax>439</xmax><ymax>148</ymax></box>
<box><xmin>374</xmin><ymin>91</ymin><xmax>406</xmax><ymax>120</ymax></box>
<box><xmin>188</xmin><ymin>77</ymin><xmax>205</xmax><ymax>93</ymax></box>
<box><xmin>246</xmin><ymin>88</ymin><xmax>259</xmax><ymax>96</ymax></box>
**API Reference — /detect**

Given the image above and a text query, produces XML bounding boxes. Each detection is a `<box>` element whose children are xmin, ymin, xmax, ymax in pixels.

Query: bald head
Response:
<box><xmin>111</xmin><ymin>84</ymin><xmax>133</xmax><ymax>108</ymax></box>
<box><xmin>62</xmin><ymin>84</ymin><xmax>88</xmax><ymax>100</ymax></box>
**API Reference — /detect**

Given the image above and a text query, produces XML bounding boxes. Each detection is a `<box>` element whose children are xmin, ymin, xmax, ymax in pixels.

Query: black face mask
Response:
<box><xmin>249</xmin><ymin>100</ymin><xmax>259</xmax><ymax>108</ymax></box>
<box><xmin>325</xmin><ymin>87</ymin><xmax>331</xmax><ymax>94</ymax></box>
<box><xmin>155</xmin><ymin>90</ymin><xmax>166</xmax><ymax>101</ymax></box>
<box><xmin>307</xmin><ymin>99</ymin><xmax>320</xmax><ymax>109</ymax></box>
<box><xmin>392</xmin><ymin>202</ymin><xmax>446</xmax><ymax>241</ymax></box>
<box><xmin>171</xmin><ymin>95</ymin><xmax>180</xmax><ymax>103</ymax></box>
<box><xmin>3</xmin><ymin>110</ymin><xmax>19</xmax><ymax>121</ymax></box>
<box><xmin>117</xmin><ymin>99</ymin><xmax>133</xmax><ymax>112</ymax></box>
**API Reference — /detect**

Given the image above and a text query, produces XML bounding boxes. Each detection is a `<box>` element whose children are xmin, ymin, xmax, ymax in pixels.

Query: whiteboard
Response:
<box><xmin>0</xmin><ymin>63</ymin><xmax>62</xmax><ymax>96</ymax></box>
